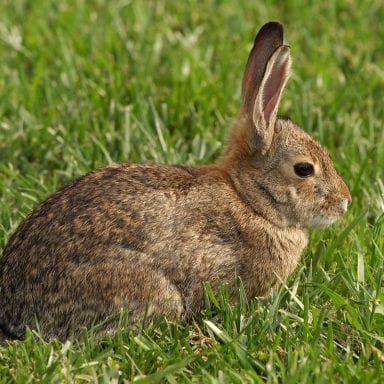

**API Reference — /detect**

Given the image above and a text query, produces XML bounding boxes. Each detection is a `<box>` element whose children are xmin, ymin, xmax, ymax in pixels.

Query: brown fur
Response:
<box><xmin>0</xmin><ymin>22</ymin><xmax>350</xmax><ymax>341</ymax></box>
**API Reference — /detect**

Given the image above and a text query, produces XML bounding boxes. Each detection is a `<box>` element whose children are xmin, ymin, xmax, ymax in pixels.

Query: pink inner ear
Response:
<box><xmin>262</xmin><ymin>61</ymin><xmax>288</xmax><ymax>124</ymax></box>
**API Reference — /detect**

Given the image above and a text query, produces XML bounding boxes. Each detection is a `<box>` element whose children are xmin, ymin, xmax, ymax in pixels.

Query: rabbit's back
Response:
<box><xmin>2</xmin><ymin>163</ymin><xmax>254</xmax><ymax>266</ymax></box>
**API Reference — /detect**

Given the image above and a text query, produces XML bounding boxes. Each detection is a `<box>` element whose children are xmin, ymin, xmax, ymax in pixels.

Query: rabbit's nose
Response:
<box><xmin>337</xmin><ymin>175</ymin><xmax>352</xmax><ymax>206</ymax></box>
<box><xmin>340</xmin><ymin>198</ymin><xmax>349</xmax><ymax>213</ymax></box>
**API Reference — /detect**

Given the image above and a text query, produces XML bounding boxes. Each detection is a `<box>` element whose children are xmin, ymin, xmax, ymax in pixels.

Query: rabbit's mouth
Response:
<box><xmin>306</xmin><ymin>215</ymin><xmax>340</xmax><ymax>228</ymax></box>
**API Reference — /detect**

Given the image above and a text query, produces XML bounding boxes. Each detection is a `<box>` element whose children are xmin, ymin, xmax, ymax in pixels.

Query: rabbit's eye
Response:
<box><xmin>294</xmin><ymin>162</ymin><xmax>314</xmax><ymax>177</ymax></box>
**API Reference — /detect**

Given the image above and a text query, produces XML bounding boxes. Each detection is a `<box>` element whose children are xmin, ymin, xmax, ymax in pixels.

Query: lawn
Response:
<box><xmin>0</xmin><ymin>0</ymin><xmax>383</xmax><ymax>382</ymax></box>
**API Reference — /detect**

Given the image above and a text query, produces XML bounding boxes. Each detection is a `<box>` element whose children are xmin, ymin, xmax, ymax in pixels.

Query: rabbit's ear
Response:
<box><xmin>241</xmin><ymin>22</ymin><xmax>291</xmax><ymax>154</ymax></box>
<box><xmin>242</xmin><ymin>22</ymin><xmax>284</xmax><ymax>111</ymax></box>
<box><xmin>252</xmin><ymin>45</ymin><xmax>291</xmax><ymax>153</ymax></box>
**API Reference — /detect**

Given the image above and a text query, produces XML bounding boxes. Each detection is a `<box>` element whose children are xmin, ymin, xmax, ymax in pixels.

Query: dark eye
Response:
<box><xmin>294</xmin><ymin>162</ymin><xmax>314</xmax><ymax>177</ymax></box>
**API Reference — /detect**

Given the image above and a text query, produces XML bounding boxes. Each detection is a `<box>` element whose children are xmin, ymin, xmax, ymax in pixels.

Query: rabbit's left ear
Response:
<box><xmin>252</xmin><ymin>45</ymin><xmax>291</xmax><ymax>153</ymax></box>
<box><xmin>241</xmin><ymin>22</ymin><xmax>291</xmax><ymax>154</ymax></box>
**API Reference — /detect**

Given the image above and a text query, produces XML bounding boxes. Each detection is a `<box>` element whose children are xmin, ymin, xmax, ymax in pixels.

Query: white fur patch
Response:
<box><xmin>308</xmin><ymin>215</ymin><xmax>339</xmax><ymax>228</ymax></box>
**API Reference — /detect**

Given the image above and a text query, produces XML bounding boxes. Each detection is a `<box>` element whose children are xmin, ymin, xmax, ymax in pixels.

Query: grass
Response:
<box><xmin>0</xmin><ymin>0</ymin><xmax>383</xmax><ymax>382</ymax></box>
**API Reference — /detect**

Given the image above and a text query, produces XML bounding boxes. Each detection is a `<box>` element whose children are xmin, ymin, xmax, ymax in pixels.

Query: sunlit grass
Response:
<box><xmin>0</xmin><ymin>0</ymin><xmax>383</xmax><ymax>382</ymax></box>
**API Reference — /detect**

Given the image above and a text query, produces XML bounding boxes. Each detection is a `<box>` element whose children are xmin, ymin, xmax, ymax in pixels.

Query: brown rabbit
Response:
<box><xmin>0</xmin><ymin>22</ymin><xmax>351</xmax><ymax>342</ymax></box>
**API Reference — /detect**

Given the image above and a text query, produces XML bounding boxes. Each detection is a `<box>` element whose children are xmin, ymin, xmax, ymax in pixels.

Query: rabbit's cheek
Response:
<box><xmin>294</xmin><ymin>181</ymin><xmax>316</xmax><ymax>206</ymax></box>
<box><xmin>287</xmin><ymin>186</ymin><xmax>298</xmax><ymax>201</ymax></box>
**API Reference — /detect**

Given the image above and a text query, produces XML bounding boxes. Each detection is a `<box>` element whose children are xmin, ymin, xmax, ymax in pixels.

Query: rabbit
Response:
<box><xmin>0</xmin><ymin>21</ymin><xmax>351</xmax><ymax>342</ymax></box>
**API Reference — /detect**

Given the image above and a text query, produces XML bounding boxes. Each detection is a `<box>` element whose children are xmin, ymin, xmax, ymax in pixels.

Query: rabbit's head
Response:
<box><xmin>221</xmin><ymin>22</ymin><xmax>351</xmax><ymax>228</ymax></box>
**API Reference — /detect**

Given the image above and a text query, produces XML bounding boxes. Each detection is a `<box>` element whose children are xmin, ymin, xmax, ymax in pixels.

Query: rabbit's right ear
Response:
<box><xmin>241</xmin><ymin>22</ymin><xmax>291</xmax><ymax>155</ymax></box>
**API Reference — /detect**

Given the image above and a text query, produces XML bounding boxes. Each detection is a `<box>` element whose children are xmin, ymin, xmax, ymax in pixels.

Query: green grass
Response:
<box><xmin>0</xmin><ymin>0</ymin><xmax>384</xmax><ymax>382</ymax></box>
